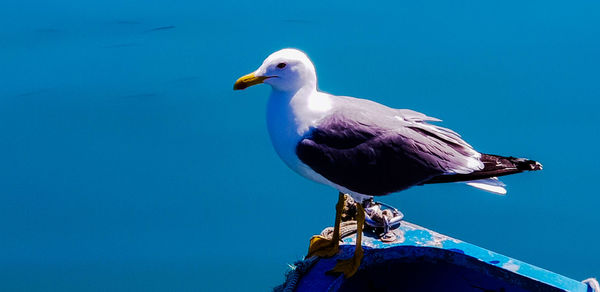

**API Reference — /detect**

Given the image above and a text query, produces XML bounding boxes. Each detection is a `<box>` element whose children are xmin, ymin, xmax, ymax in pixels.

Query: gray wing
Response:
<box><xmin>295</xmin><ymin>95</ymin><xmax>483</xmax><ymax>196</ymax></box>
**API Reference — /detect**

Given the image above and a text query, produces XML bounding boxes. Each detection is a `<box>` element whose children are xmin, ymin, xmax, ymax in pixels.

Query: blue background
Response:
<box><xmin>1</xmin><ymin>1</ymin><xmax>599</xmax><ymax>291</ymax></box>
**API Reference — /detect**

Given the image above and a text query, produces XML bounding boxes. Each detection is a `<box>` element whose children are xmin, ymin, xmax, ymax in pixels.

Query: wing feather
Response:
<box><xmin>296</xmin><ymin>98</ymin><xmax>483</xmax><ymax>196</ymax></box>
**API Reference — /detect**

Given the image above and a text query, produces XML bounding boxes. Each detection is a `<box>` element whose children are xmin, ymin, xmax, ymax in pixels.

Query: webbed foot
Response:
<box><xmin>327</xmin><ymin>202</ymin><xmax>365</xmax><ymax>278</ymax></box>
<box><xmin>306</xmin><ymin>192</ymin><xmax>346</xmax><ymax>258</ymax></box>
<box><xmin>307</xmin><ymin>235</ymin><xmax>340</xmax><ymax>258</ymax></box>
<box><xmin>327</xmin><ymin>247</ymin><xmax>364</xmax><ymax>278</ymax></box>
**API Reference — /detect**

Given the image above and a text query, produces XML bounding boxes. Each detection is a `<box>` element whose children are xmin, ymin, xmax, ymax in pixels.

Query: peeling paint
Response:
<box><xmin>502</xmin><ymin>259</ymin><xmax>521</xmax><ymax>272</ymax></box>
<box><xmin>330</xmin><ymin>220</ymin><xmax>589</xmax><ymax>292</ymax></box>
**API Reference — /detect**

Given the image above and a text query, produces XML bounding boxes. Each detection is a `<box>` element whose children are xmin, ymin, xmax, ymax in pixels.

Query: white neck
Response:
<box><xmin>265</xmin><ymin>86</ymin><xmax>332</xmax><ymax>170</ymax></box>
<box><xmin>270</xmin><ymin>86</ymin><xmax>331</xmax><ymax>133</ymax></box>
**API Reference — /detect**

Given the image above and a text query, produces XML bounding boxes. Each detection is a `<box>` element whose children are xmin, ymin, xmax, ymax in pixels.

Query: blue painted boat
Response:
<box><xmin>276</xmin><ymin>220</ymin><xmax>598</xmax><ymax>292</ymax></box>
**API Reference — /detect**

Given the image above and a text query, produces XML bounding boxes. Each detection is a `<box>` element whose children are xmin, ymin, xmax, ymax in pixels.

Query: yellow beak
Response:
<box><xmin>233</xmin><ymin>72</ymin><xmax>269</xmax><ymax>90</ymax></box>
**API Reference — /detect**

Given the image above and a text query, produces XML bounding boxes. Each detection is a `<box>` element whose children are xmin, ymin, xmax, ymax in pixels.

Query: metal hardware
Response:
<box><xmin>362</xmin><ymin>199</ymin><xmax>404</xmax><ymax>242</ymax></box>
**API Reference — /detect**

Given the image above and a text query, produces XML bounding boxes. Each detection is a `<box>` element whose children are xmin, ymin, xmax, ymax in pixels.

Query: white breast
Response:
<box><xmin>265</xmin><ymin>90</ymin><xmax>372</xmax><ymax>202</ymax></box>
<box><xmin>265</xmin><ymin>90</ymin><xmax>303</xmax><ymax>172</ymax></box>
<box><xmin>266</xmin><ymin>89</ymin><xmax>334</xmax><ymax>177</ymax></box>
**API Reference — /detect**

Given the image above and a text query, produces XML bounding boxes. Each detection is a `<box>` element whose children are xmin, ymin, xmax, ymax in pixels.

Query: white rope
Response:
<box><xmin>584</xmin><ymin>278</ymin><xmax>600</xmax><ymax>292</ymax></box>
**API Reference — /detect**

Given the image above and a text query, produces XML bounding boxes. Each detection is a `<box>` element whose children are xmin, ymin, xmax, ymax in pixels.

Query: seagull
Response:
<box><xmin>233</xmin><ymin>48</ymin><xmax>542</xmax><ymax>278</ymax></box>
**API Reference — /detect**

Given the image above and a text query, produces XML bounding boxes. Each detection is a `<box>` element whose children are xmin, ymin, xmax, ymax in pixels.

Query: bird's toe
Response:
<box><xmin>307</xmin><ymin>235</ymin><xmax>340</xmax><ymax>258</ymax></box>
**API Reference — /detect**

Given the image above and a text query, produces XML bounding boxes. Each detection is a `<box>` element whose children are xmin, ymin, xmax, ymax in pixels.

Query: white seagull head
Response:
<box><xmin>234</xmin><ymin>48</ymin><xmax>317</xmax><ymax>92</ymax></box>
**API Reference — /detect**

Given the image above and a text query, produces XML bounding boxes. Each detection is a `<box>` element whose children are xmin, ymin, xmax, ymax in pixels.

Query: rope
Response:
<box><xmin>273</xmin><ymin>256</ymin><xmax>319</xmax><ymax>292</ymax></box>
<box><xmin>584</xmin><ymin>278</ymin><xmax>600</xmax><ymax>292</ymax></box>
<box><xmin>319</xmin><ymin>221</ymin><xmax>359</xmax><ymax>239</ymax></box>
<box><xmin>273</xmin><ymin>195</ymin><xmax>398</xmax><ymax>292</ymax></box>
<box><xmin>275</xmin><ymin>194</ymin><xmax>598</xmax><ymax>292</ymax></box>
<box><xmin>273</xmin><ymin>196</ymin><xmax>360</xmax><ymax>292</ymax></box>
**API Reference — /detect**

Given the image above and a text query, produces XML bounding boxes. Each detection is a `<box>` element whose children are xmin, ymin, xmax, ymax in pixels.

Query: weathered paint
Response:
<box><xmin>293</xmin><ymin>221</ymin><xmax>592</xmax><ymax>292</ymax></box>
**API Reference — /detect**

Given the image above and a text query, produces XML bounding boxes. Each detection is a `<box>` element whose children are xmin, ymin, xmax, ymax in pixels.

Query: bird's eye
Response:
<box><xmin>276</xmin><ymin>63</ymin><xmax>287</xmax><ymax>69</ymax></box>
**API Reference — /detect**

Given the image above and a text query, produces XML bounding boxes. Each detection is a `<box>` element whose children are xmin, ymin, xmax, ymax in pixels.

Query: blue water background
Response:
<box><xmin>1</xmin><ymin>1</ymin><xmax>599</xmax><ymax>290</ymax></box>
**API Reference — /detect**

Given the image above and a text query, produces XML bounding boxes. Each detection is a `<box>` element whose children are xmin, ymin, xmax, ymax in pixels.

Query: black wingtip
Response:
<box><xmin>512</xmin><ymin>157</ymin><xmax>543</xmax><ymax>171</ymax></box>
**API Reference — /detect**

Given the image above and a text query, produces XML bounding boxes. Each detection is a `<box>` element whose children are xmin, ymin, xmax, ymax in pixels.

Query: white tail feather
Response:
<box><xmin>465</xmin><ymin>177</ymin><xmax>507</xmax><ymax>195</ymax></box>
